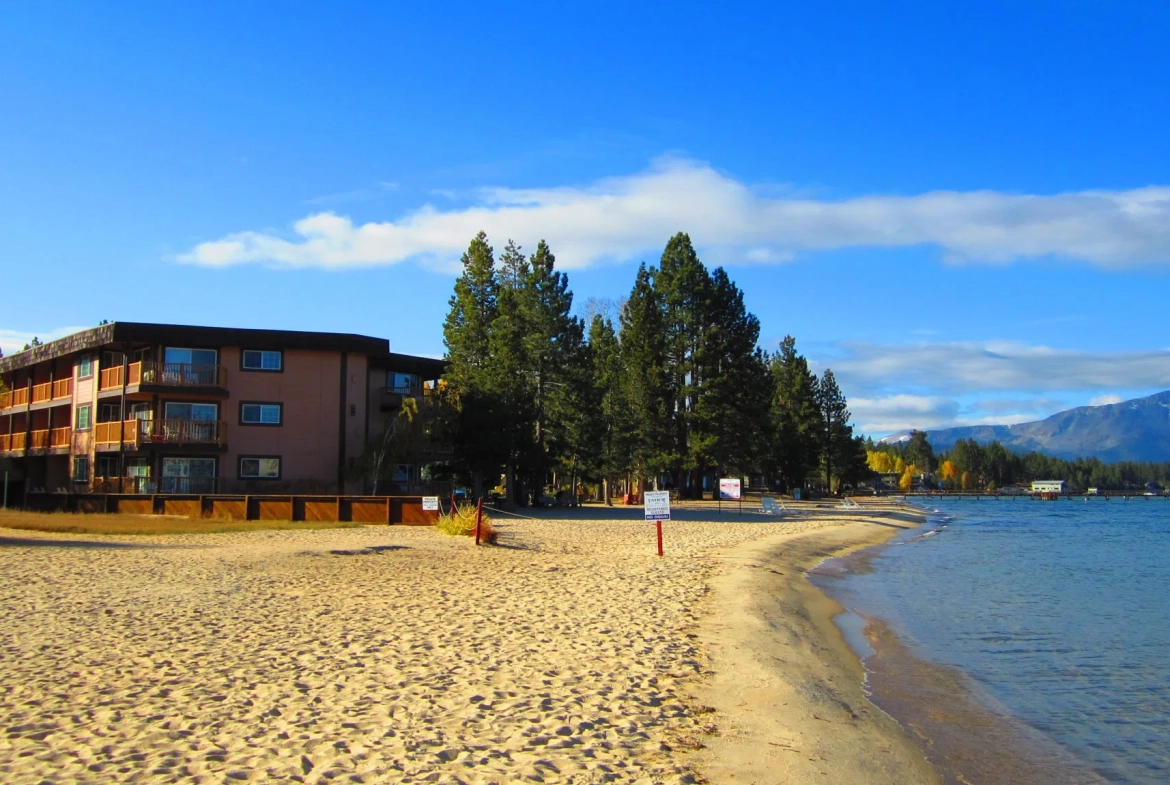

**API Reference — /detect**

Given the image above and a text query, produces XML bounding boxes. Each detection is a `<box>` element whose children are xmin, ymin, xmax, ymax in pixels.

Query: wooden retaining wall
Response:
<box><xmin>21</xmin><ymin>493</ymin><xmax>439</xmax><ymax>525</ymax></box>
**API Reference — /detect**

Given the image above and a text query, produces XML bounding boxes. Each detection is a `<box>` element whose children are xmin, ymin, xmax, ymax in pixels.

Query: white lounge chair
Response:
<box><xmin>837</xmin><ymin>498</ymin><xmax>862</xmax><ymax>510</ymax></box>
<box><xmin>761</xmin><ymin>496</ymin><xmax>786</xmax><ymax>516</ymax></box>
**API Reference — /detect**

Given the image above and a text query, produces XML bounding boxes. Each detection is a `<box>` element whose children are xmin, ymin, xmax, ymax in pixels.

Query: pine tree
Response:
<box><xmin>442</xmin><ymin>232</ymin><xmax>502</xmax><ymax>498</ymax></box>
<box><xmin>588</xmin><ymin>314</ymin><xmax>633</xmax><ymax>503</ymax></box>
<box><xmin>769</xmin><ymin>336</ymin><xmax>822</xmax><ymax>492</ymax></box>
<box><xmin>816</xmin><ymin>369</ymin><xmax>852</xmax><ymax>493</ymax></box>
<box><xmin>653</xmin><ymin>233</ymin><xmax>713</xmax><ymax>494</ymax></box>
<box><xmin>620</xmin><ymin>263</ymin><xmax>671</xmax><ymax>488</ymax></box>
<box><xmin>689</xmin><ymin>267</ymin><xmax>772</xmax><ymax>478</ymax></box>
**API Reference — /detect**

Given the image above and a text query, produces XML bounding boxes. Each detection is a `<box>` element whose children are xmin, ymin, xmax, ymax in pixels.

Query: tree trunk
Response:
<box><xmin>504</xmin><ymin>461</ymin><xmax>516</xmax><ymax>512</ymax></box>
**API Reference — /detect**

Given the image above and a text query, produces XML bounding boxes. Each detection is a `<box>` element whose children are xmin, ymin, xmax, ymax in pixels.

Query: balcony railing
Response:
<box><xmin>53</xmin><ymin>378</ymin><xmax>73</xmax><ymax>399</ymax></box>
<box><xmin>27</xmin><ymin>428</ymin><xmax>69</xmax><ymax>450</ymax></box>
<box><xmin>0</xmin><ymin>388</ymin><xmax>30</xmax><ymax>409</ymax></box>
<box><xmin>95</xmin><ymin>420</ymin><xmax>139</xmax><ymax>447</ymax></box>
<box><xmin>95</xmin><ymin>419</ymin><xmax>225</xmax><ymax>447</ymax></box>
<box><xmin>141</xmin><ymin>419</ymin><xmax>225</xmax><ymax>446</ymax></box>
<box><xmin>0</xmin><ymin>432</ymin><xmax>27</xmax><ymax>452</ymax></box>
<box><xmin>98</xmin><ymin>361</ymin><xmax>227</xmax><ymax>391</ymax></box>
<box><xmin>32</xmin><ymin>382</ymin><xmax>51</xmax><ymax>404</ymax></box>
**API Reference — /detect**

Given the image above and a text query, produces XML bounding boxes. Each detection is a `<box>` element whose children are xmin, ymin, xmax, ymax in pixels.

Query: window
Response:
<box><xmin>77</xmin><ymin>356</ymin><xmax>93</xmax><ymax>379</ymax></box>
<box><xmin>241</xmin><ymin>350</ymin><xmax>282</xmax><ymax>371</ymax></box>
<box><xmin>164</xmin><ymin>402</ymin><xmax>218</xmax><ymax>421</ymax></box>
<box><xmin>96</xmin><ymin>456</ymin><xmax>119</xmax><ymax>478</ymax></box>
<box><xmin>240</xmin><ymin>402</ymin><xmax>282</xmax><ymax>425</ymax></box>
<box><xmin>387</xmin><ymin>372</ymin><xmax>418</xmax><ymax>394</ymax></box>
<box><xmin>99</xmin><ymin>403</ymin><xmax>122</xmax><ymax>423</ymax></box>
<box><xmin>72</xmin><ymin>456</ymin><xmax>89</xmax><ymax>483</ymax></box>
<box><xmin>164</xmin><ymin>347</ymin><xmax>218</xmax><ymax>366</ymax></box>
<box><xmin>161</xmin><ymin>457</ymin><xmax>217</xmax><ymax>494</ymax></box>
<box><xmin>75</xmin><ymin>404</ymin><xmax>92</xmax><ymax>430</ymax></box>
<box><xmin>239</xmin><ymin>456</ymin><xmax>281</xmax><ymax>479</ymax></box>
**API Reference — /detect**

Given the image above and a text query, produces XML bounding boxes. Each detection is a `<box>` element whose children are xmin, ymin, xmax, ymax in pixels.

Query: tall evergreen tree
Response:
<box><xmin>816</xmin><ymin>368</ymin><xmax>853</xmax><ymax>492</ymax></box>
<box><xmin>620</xmin><ymin>263</ymin><xmax>671</xmax><ymax>487</ymax></box>
<box><xmin>690</xmin><ymin>268</ymin><xmax>772</xmax><ymax>477</ymax></box>
<box><xmin>588</xmin><ymin>314</ymin><xmax>633</xmax><ymax>503</ymax></box>
<box><xmin>442</xmin><ymin>232</ymin><xmax>502</xmax><ymax>497</ymax></box>
<box><xmin>770</xmin><ymin>336</ymin><xmax>823</xmax><ymax>492</ymax></box>
<box><xmin>654</xmin><ymin>233</ymin><xmax>712</xmax><ymax>494</ymax></box>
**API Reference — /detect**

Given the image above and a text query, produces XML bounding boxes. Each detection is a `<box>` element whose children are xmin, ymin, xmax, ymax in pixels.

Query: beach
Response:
<box><xmin>0</xmin><ymin>502</ymin><xmax>933</xmax><ymax>784</ymax></box>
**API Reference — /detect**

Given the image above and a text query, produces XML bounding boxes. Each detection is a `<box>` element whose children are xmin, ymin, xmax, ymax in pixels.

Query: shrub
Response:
<box><xmin>435</xmin><ymin>504</ymin><xmax>497</xmax><ymax>544</ymax></box>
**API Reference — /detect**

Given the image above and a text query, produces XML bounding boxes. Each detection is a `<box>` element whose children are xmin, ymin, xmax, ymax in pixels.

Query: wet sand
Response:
<box><xmin>0</xmin><ymin>503</ymin><xmax>938</xmax><ymax>784</ymax></box>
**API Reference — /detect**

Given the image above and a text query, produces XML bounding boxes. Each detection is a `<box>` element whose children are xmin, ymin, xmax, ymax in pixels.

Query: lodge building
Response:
<box><xmin>0</xmin><ymin>323</ymin><xmax>445</xmax><ymax>498</ymax></box>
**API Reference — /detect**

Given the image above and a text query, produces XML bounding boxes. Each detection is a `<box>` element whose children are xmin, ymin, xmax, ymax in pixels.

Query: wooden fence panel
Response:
<box><xmin>209</xmin><ymin>498</ymin><xmax>247</xmax><ymax>521</ymax></box>
<box><xmin>254</xmin><ymin>497</ymin><xmax>293</xmax><ymax>521</ymax></box>
<box><xmin>303</xmin><ymin>498</ymin><xmax>340</xmax><ymax>522</ymax></box>
<box><xmin>113</xmin><ymin>498</ymin><xmax>154</xmax><ymax>515</ymax></box>
<box><xmin>346</xmin><ymin>498</ymin><xmax>390</xmax><ymax>523</ymax></box>
<box><xmin>163</xmin><ymin>498</ymin><xmax>201</xmax><ymax>518</ymax></box>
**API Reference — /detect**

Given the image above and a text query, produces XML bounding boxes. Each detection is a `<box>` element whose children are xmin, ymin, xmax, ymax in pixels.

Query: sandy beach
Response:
<box><xmin>0</xmin><ymin>502</ymin><xmax>935</xmax><ymax>784</ymax></box>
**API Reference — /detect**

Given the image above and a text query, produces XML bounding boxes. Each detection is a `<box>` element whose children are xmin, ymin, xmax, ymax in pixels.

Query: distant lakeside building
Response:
<box><xmin>0</xmin><ymin>323</ymin><xmax>445</xmax><ymax>497</ymax></box>
<box><xmin>1030</xmin><ymin>480</ymin><xmax>1066</xmax><ymax>494</ymax></box>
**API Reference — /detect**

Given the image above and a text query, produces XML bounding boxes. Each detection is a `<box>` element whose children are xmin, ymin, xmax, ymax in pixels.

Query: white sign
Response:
<box><xmin>644</xmin><ymin>490</ymin><xmax>671</xmax><ymax>521</ymax></box>
<box><xmin>421</xmin><ymin>496</ymin><xmax>439</xmax><ymax>511</ymax></box>
<box><xmin>719</xmin><ymin>478</ymin><xmax>742</xmax><ymax>501</ymax></box>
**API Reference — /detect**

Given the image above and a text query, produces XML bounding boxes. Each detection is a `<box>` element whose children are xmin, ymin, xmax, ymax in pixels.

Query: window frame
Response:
<box><xmin>162</xmin><ymin>401</ymin><xmax>219</xmax><ymax>421</ymax></box>
<box><xmin>238</xmin><ymin>455</ymin><xmax>282</xmax><ymax>480</ymax></box>
<box><xmin>239</xmin><ymin>401</ymin><xmax>283</xmax><ymax>426</ymax></box>
<box><xmin>240</xmin><ymin>349</ymin><xmax>284</xmax><ymax>373</ymax></box>
<box><xmin>72</xmin><ymin>456</ymin><xmax>89</xmax><ymax>483</ymax></box>
<box><xmin>77</xmin><ymin>355</ymin><xmax>93</xmax><ymax>379</ymax></box>
<box><xmin>163</xmin><ymin>347</ymin><xmax>219</xmax><ymax>367</ymax></box>
<box><xmin>75</xmin><ymin>404</ymin><xmax>92</xmax><ymax>431</ymax></box>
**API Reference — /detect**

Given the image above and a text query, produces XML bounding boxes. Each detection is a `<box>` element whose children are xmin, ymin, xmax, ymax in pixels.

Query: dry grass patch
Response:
<box><xmin>435</xmin><ymin>504</ymin><xmax>498</xmax><ymax>543</ymax></box>
<box><xmin>0</xmin><ymin>509</ymin><xmax>363</xmax><ymax>536</ymax></box>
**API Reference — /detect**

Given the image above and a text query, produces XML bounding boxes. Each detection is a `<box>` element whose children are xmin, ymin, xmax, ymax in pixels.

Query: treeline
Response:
<box><xmin>869</xmin><ymin>432</ymin><xmax>1170</xmax><ymax>491</ymax></box>
<box><xmin>438</xmin><ymin>231</ymin><xmax>869</xmax><ymax>505</ymax></box>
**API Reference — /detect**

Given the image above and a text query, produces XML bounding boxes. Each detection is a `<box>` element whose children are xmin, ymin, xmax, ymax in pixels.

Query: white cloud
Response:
<box><xmin>177</xmin><ymin>157</ymin><xmax>1170</xmax><ymax>271</ymax></box>
<box><xmin>1089</xmin><ymin>394</ymin><xmax>1123</xmax><ymax>406</ymax></box>
<box><xmin>0</xmin><ymin>327</ymin><xmax>89</xmax><ymax>357</ymax></box>
<box><xmin>827</xmin><ymin>341</ymin><xmax>1170</xmax><ymax>396</ymax></box>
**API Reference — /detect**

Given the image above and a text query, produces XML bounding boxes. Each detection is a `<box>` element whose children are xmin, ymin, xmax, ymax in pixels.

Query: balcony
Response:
<box><xmin>0</xmin><ymin>387</ymin><xmax>30</xmax><ymax>411</ymax></box>
<box><xmin>30</xmin><ymin>378</ymin><xmax>73</xmax><ymax>406</ymax></box>
<box><xmin>95</xmin><ymin>419</ymin><xmax>225</xmax><ymax>448</ymax></box>
<box><xmin>0</xmin><ymin>432</ymin><xmax>27</xmax><ymax>453</ymax></box>
<box><xmin>28</xmin><ymin>427</ymin><xmax>71</xmax><ymax>452</ymax></box>
<box><xmin>98</xmin><ymin>361</ymin><xmax>227</xmax><ymax>393</ymax></box>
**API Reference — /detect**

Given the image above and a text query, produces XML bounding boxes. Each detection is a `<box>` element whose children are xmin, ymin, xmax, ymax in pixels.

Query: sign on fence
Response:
<box><xmin>719</xmin><ymin>478</ymin><xmax>742</xmax><ymax>501</ymax></box>
<box><xmin>422</xmin><ymin>496</ymin><xmax>440</xmax><ymax>511</ymax></box>
<box><xmin>644</xmin><ymin>490</ymin><xmax>671</xmax><ymax>521</ymax></box>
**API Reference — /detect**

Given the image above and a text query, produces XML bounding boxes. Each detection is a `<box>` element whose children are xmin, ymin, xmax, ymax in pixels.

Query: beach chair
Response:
<box><xmin>837</xmin><ymin>497</ymin><xmax>862</xmax><ymax>510</ymax></box>
<box><xmin>761</xmin><ymin>496</ymin><xmax>786</xmax><ymax>516</ymax></box>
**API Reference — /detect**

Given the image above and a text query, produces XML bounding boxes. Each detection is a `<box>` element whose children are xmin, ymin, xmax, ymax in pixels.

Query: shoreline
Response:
<box><xmin>813</xmin><ymin>505</ymin><xmax>1109</xmax><ymax>785</ymax></box>
<box><xmin>690</xmin><ymin>505</ymin><xmax>942</xmax><ymax>784</ymax></box>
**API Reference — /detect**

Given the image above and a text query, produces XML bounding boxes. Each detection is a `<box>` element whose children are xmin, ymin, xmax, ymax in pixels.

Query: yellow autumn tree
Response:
<box><xmin>894</xmin><ymin>456</ymin><xmax>906</xmax><ymax>474</ymax></box>
<box><xmin>939</xmin><ymin>460</ymin><xmax>957</xmax><ymax>481</ymax></box>
<box><xmin>868</xmin><ymin>451</ymin><xmax>894</xmax><ymax>473</ymax></box>
<box><xmin>961</xmin><ymin>471</ymin><xmax>977</xmax><ymax>490</ymax></box>
<box><xmin>899</xmin><ymin>469</ymin><xmax>913</xmax><ymax>491</ymax></box>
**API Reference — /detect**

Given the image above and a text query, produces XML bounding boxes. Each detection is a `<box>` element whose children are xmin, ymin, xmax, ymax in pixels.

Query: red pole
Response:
<box><xmin>656</xmin><ymin>520</ymin><xmax>663</xmax><ymax>557</ymax></box>
<box><xmin>450</xmin><ymin>493</ymin><xmax>458</xmax><ymax>516</ymax></box>
<box><xmin>475</xmin><ymin>497</ymin><xmax>483</xmax><ymax>545</ymax></box>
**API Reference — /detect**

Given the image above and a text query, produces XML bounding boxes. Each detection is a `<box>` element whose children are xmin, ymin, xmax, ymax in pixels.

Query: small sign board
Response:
<box><xmin>644</xmin><ymin>490</ymin><xmax>671</xmax><ymax>521</ymax></box>
<box><xmin>719</xmin><ymin>478</ymin><xmax>742</xmax><ymax>501</ymax></box>
<box><xmin>421</xmin><ymin>496</ymin><xmax>440</xmax><ymax>512</ymax></box>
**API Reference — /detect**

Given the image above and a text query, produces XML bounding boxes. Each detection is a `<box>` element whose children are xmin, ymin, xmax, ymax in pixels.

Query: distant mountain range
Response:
<box><xmin>881</xmin><ymin>390</ymin><xmax>1170</xmax><ymax>463</ymax></box>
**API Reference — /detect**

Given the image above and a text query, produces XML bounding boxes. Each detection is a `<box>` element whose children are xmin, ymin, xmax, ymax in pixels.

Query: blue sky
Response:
<box><xmin>4</xmin><ymin>1</ymin><xmax>1170</xmax><ymax>436</ymax></box>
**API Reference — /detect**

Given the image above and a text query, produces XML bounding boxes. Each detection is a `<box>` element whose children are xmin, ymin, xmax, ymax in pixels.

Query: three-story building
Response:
<box><xmin>0</xmin><ymin>323</ymin><xmax>445</xmax><ymax>497</ymax></box>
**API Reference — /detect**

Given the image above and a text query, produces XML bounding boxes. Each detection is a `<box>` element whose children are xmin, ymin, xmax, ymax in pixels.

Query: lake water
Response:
<box><xmin>811</xmin><ymin>497</ymin><xmax>1170</xmax><ymax>784</ymax></box>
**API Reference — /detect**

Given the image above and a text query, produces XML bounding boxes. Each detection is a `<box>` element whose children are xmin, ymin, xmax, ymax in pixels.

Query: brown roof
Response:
<box><xmin>0</xmin><ymin>322</ymin><xmax>399</xmax><ymax>373</ymax></box>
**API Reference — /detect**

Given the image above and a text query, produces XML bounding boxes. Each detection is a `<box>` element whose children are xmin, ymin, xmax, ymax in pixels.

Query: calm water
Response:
<box><xmin>816</xmin><ymin>498</ymin><xmax>1170</xmax><ymax>784</ymax></box>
